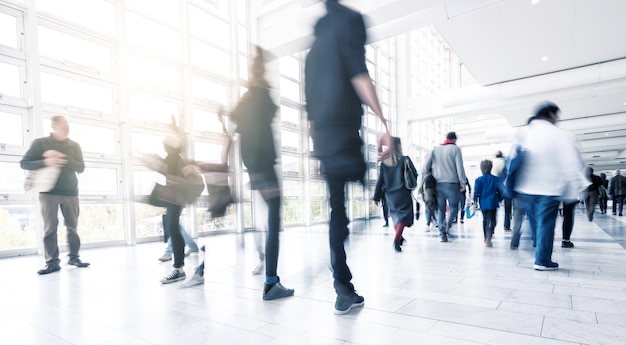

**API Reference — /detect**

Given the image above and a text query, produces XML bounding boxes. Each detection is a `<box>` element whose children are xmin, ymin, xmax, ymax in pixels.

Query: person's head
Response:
<box><xmin>615</xmin><ymin>169</ymin><xmax>621</xmax><ymax>176</ymax></box>
<box><xmin>601</xmin><ymin>172</ymin><xmax>606</xmax><ymax>180</ymax></box>
<box><xmin>529</xmin><ymin>101</ymin><xmax>560</xmax><ymax>124</ymax></box>
<box><xmin>480</xmin><ymin>159</ymin><xmax>493</xmax><ymax>174</ymax></box>
<box><xmin>585</xmin><ymin>166</ymin><xmax>594</xmax><ymax>177</ymax></box>
<box><xmin>495</xmin><ymin>150</ymin><xmax>503</xmax><ymax>158</ymax></box>
<box><xmin>51</xmin><ymin>115</ymin><xmax>69</xmax><ymax>140</ymax></box>
<box><xmin>250</xmin><ymin>45</ymin><xmax>270</xmax><ymax>88</ymax></box>
<box><xmin>446</xmin><ymin>132</ymin><xmax>457</xmax><ymax>142</ymax></box>
<box><xmin>163</xmin><ymin>134</ymin><xmax>182</xmax><ymax>154</ymax></box>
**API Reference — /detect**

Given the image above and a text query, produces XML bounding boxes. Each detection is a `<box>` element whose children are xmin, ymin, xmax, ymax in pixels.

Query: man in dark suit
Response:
<box><xmin>305</xmin><ymin>0</ymin><xmax>391</xmax><ymax>315</ymax></box>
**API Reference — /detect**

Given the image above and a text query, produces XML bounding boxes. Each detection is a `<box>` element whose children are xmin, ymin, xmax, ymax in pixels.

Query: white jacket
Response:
<box><xmin>513</xmin><ymin>119</ymin><xmax>586</xmax><ymax>197</ymax></box>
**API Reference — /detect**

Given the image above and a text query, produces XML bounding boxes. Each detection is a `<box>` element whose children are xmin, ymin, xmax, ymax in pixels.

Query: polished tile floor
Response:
<box><xmin>2</xmin><ymin>206</ymin><xmax>626</xmax><ymax>345</ymax></box>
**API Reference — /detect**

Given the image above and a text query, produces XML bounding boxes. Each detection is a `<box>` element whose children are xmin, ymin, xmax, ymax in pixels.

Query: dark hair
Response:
<box><xmin>529</xmin><ymin>101</ymin><xmax>560</xmax><ymax>124</ymax></box>
<box><xmin>446</xmin><ymin>132</ymin><xmax>457</xmax><ymax>140</ymax></box>
<box><xmin>480</xmin><ymin>159</ymin><xmax>493</xmax><ymax>174</ymax></box>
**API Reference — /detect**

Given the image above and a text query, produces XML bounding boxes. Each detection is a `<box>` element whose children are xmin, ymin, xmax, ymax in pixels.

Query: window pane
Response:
<box><xmin>0</xmin><ymin>112</ymin><xmax>24</xmax><ymax>146</ymax></box>
<box><xmin>131</xmin><ymin>132</ymin><xmax>166</xmax><ymax>157</ymax></box>
<box><xmin>309</xmin><ymin>159</ymin><xmax>321</xmax><ymax>177</ymax></box>
<box><xmin>38</xmin><ymin>26</ymin><xmax>112</xmax><ymax>73</ymax></box>
<box><xmin>127</xmin><ymin>54</ymin><xmax>180</xmax><ymax>93</ymax></box>
<box><xmin>126</xmin><ymin>11</ymin><xmax>180</xmax><ymax>60</ymax></box>
<box><xmin>282</xmin><ymin>155</ymin><xmax>300</xmax><ymax>176</ymax></box>
<box><xmin>0</xmin><ymin>61</ymin><xmax>21</xmax><ymax>98</ymax></box>
<box><xmin>281</xmin><ymin>130</ymin><xmax>300</xmax><ymax>152</ymax></box>
<box><xmin>283</xmin><ymin>200</ymin><xmax>303</xmax><ymax>224</ymax></box>
<box><xmin>135</xmin><ymin>203</ymin><xmax>164</xmax><ymax>238</ymax></box>
<box><xmin>279</xmin><ymin>76</ymin><xmax>300</xmax><ymax>102</ymax></box>
<box><xmin>190</xmin><ymin>39</ymin><xmax>230</xmax><ymax>76</ymax></box>
<box><xmin>78</xmin><ymin>167</ymin><xmax>118</xmax><ymax>196</ymax></box>
<box><xmin>352</xmin><ymin>199</ymin><xmax>365</xmax><ymax>218</ymax></box>
<box><xmin>133</xmin><ymin>170</ymin><xmax>164</xmax><ymax>195</ymax></box>
<box><xmin>237</xmin><ymin>24</ymin><xmax>247</xmax><ymax>53</ymax></box>
<box><xmin>283</xmin><ymin>180</ymin><xmax>302</xmax><ymax>197</ymax></box>
<box><xmin>0</xmin><ymin>11</ymin><xmax>18</xmax><ymax>49</ymax></box>
<box><xmin>40</xmin><ymin>72</ymin><xmax>114</xmax><ymax>114</ymax></box>
<box><xmin>280</xmin><ymin>105</ymin><xmax>299</xmax><ymax>127</ymax></box>
<box><xmin>310</xmin><ymin>200</ymin><xmax>327</xmax><ymax>222</ymax></box>
<box><xmin>237</xmin><ymin>1</ymin><xmax>247</xmax><ymax>24</ymax></box>
<box><xmin>241</xmin><ymin>172</ymin><xmax>252</xmax><ymax>199</ymax></box>
<box><xmin>195</xmin><ymin>141</ymin><xmax>225</xmax><ymax>163</ymax></box>
<box><xmin>36</xmin><ymin>0</ymin><xmax>115</xmax><ymax>35</ymax></box>
<box><xmin>279</xmin><ymin>55</ymin><xmax>299</xmax><ymax>81</ymax></box>
<box><xmin>197</xmin><ymin>206</ymin><xmax>235</xmax><ymax>231</ymax></box>
<box><xmin>129</xmin><ymin>92</ymin><xmax>180</xmax><ymax>124</ymax></box>
<box><xmin>191</xmin><ymin>76</ymin><xmax>229</xmax><ymax>104</ymax></box>
<box><xmin>310</xmin><ymin>181</ymin><xmax>326</xmax><ymax>198</ymax></box>
<box><xmin>192</xmin><ymin>108</ymin><xmax>224</xmax><ymax>133</ymax></box>
<box><xmin>77</xmin><ymin>204</ymin><xmax>124</xmax><ymax>242</ymax></box>
<box><xmin>125</xmin><ymin>0</ymin><xmax>180</xmax><ymax>28</ymax></box>
<box><xmin>189</xmin><ymin>6</ymin><xmax>229</xmax><ymax>49</ymax></box>
<box><xmin>43</xmin><ymin>120</ymin><xmax>116</xmax><ymax>156</ymax></box>
<box><xmin>0</xmin><ymin>205</ymin><xmax>37</xmax><ymax>250</ymax></box>
<box><xmin>0</xmin><ymin>162</ymin><xmax>26</xmax><ymax>194</ymax></box>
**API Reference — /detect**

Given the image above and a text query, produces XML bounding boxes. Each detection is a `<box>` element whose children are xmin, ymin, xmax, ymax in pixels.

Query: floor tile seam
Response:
<box><xmin>429</xmin><ymin>318</ymin><xmax>548</xmax><ymax>341</ymax></box>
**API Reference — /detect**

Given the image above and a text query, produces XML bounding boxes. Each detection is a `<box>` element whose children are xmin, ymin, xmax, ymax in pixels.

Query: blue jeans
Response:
<box><xmin>436</xmin><ymin>182</ymin><xmax>462</xmax><ymax>238</ymax></box>
<box><xmin>164</xmin><ymin>225</ymin><xmax>198</xmax><ymax>255</ymax></box>
<box><xmin>519</xmin><ymin>194</ymin><xmax>560</xmax><ymax>266</ymax></box>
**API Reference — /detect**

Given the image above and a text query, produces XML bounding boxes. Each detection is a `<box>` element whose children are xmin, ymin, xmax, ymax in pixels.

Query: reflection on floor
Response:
<box><xmin>1</xmin><ymin>208</ymin><xmax>626</xmax><ymax>345</ymax></box>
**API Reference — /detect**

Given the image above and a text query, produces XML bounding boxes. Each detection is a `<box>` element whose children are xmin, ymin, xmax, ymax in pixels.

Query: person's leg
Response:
<box><xmin>326</xmin><ymin>175</ymin><xmax>353</xmax><ymax>295</ymax></box>
<box><xmin>485</xmin><ymin>210</ymin><xmax>496</xmax><ymax>246</ymax></box>
<box><xmin>510</xmin><ymin>198</ymin><xmax>524</xmax><ymax>249</ymax></box>
<box><xmin>166</xmin><ymin>205</ymin><xmax>184</xmax><ymax>268</ymax></box>
<box><xmin>533</xmin><ymin>195</ymin><xmax>560</xmax><ymax>268</ymax></box>
<box><xmin>459</xmin><ymin>197</ymin><xmax>466</xmax><ymax>223</ymax></box>
<box><xmin>180</xmin><ymin>225</ymin><xmax>199</xmax><ymax>252</ymax></box>
<box><xmin>39</xmin><ymin>194</ymin><xmax>61</xmax><ymax>267</ymax></box>
<box><xmin>503</xmin><ymin>198</ymin><xmax>512</xmax><ymax>230</ymax></box>
<box><xmin>482</xmin><ymin>212</ymin><xmax>488</xmax><ymax>241</ymax></box>
<box><xmin>393</xmin><ymin>223</ymin><xmax>405</xmax><ymax>251</ymax></box>
<box><xmin>446</xmin><ymin>183</ymin><xmax>461</xmax><ymax>232</ymax></box>
<box><xmin>381</xmin><ymin>197</ymin><xmax>389</xmax><ymax>226</ymax></box>
<box><xmin>59</xmin><ymin>196</ymin><xmax>87</xmax><ymax>266</ymax></box>
<box><xmin>612</xmin><ymin>196</ymin><xmax>617</xmax><ymax>215</ymax></box>
<box><xmin>164</xmin><ymin>238</ymin><xmax>173</xmax><ymax>255</ymax></box>
<box><xmin>436</xmin><ymin>184</ymin><xmax>448</xmax><ymax>240</ymax></box>
<box><xmin>562</xmin><ymin>201</ymin><xmax>576</xmax><ymax>247</ymax></box>
<box><xmin>618</xmin><ymin>195</ymin><xmax>624</xmax><ymax>216</ymax></box>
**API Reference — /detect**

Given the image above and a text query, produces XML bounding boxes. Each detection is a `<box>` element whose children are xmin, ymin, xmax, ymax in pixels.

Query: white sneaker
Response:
<box><xmin>251</xmin><ymin>261</ymin><xmax>264</xmax><ymax>275</ymax></box>
<box><xmin>180</xmin><ymin>274</ymin><xmax>204</xmax><ymax>288</ymax></box>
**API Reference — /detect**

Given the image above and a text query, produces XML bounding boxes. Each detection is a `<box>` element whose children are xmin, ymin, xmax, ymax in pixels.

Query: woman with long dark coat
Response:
<box><xmin>373</xmin><ymin>137</ymin><xmax>417</xmax><ymax>251</ymax></box>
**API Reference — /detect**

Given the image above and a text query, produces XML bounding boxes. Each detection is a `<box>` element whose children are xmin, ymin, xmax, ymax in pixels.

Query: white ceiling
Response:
<box><xmin>258</xmin><ymin>0</ymin><xmax>626</xmax><ymax>174</ymax></box>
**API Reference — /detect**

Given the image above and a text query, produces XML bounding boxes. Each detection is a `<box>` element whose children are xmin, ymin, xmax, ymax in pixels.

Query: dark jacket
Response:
<box><xmin>373</xmin><ymin>156</ymin><xmax>416</xmax><ymax>227</ymax></box>
<box><xmin>20</xmin><ymin>135</ymin><xmax>85</xmax><ymax>196</ymax></box>
<box><xmin>304</xmin><ymin>1</ymin><xmax>368</xmax><ymax>158</ymax></box>
<box><xmin>473</xmin><ymin>173</ymin><xmax>501</xmax><ymax>211</ymax></box>
<box><xmin>587</xmin><ymin>173</ymin><xmax>603</xmax><ymax>192</ymax></box>
<box><xmin>609</xmin><ymin>174</ymin><xmax>626</xmax><ymax>196</ymax></box>
<box><xmin>231</xmin><ymin>86</ymin><xmax>277</xmax><ymax>173</ymax></box>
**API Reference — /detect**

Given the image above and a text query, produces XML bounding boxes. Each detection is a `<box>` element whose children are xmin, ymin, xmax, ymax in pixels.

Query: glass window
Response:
<box><xmin>283</xmin><ymin>180</ymin><xmax>302</xmax><ymax>197</ymax></box>
<box><xmin>194</xmin><ymin>141</ymin><xmax>225</xmax><ymax>163</ymax></box>
<box><xmin>129</xmin><ymin>92</ymin><xmax>180</xmax><ymax>124</ymax></box>
<box><xmin>78</xmin><ymin>167</ymin><xmax>118</xmax><ymax>196</ymax></box>
<box><xmin>241</xmin><ymin>172</ymin><xmax>252</xmax><ymax>200</ymax></box>
<box><xmin>189</xmin><ymin>6</ymin><xmax>229</xmax><ymax>49</ymax></box>
<box><xmin>352</xmin><ymin>199</ymin><xmax>365</xmax><ymax>218</ymax></box>
<box><xmin>0</xmin><ymin>162</ymin><xmax>26</xmax><ymax>194</ymax></box>
<box><xmin>239</xmin><ymin>54</ymin><xmax>248</xmax><ymax>80</ymax></box>
<box><xmin>309</xmin><ymin>158</ymin><xmax>321</xmax><ymax>177</ymax></box>
<box><xmin>38</xmin><ymin>26</ymin><xmax>112</xmax><ymax>74</ymax></box>
<box><xmin>197</xmin><ymin>207</ymin><xmax>235</xmax><ymax>231</ymax></box>
<box><xmin>126</xmin><ymin>11</ymin><xmax>180</xmax><ymax>60</ymax></box>
<box><xmin>279</xmin><ymin>76</ymin><xmax>300</xmax><ymax>102</ymax></box>
<box><xmin>43</xmin><ymin>119</ymin><xmax>116</xmax><ymax>156</ymax></box>
<box><xmin>0</xmin><ymin>11</ymin><xmax>18</xmax><ymax>49</ymax></box>
<box><xmin>283</xmin><ymin>200</ymin><xmax>303</xmax><ymax>224</ymax></box>
<box><xmin>282</xmin><ymin>155</ymin><xmax>300</xmax><ymax>176</ymax></box>
<box><xmin>279</xmin><ymin>55</ymin><xmax>300</xmax><ymax>81</ymax></box>
<box><xmin>192</xmin><ymin>108</ymin><xmax>225</xmax><ymax>133</ymax></box>
<box><xmin>237</xmin><ymin>24</ymin><xmax>247</xmax><ymax>53</ymax></box>
<box><xmin>280</xmin><ymin>105</ymin><xmax>300</xmax><ymax>127</ymax></box>
<box><xmin>236</xmin><ymin>1</ymin><xmax>247</xmax><ymax>24</ymax></box>
<box><xmin>281</xmin><ymin>129</ymin><xmax>300</xmax><ymax>152</ymax></box>
<box><xmin>126</xmin><ymin>53</ymin><xmax>180</xmax><ymax>93</ymax></box>
<box><xmin>76</xmin><ymin>204</ymin><xmax>124</xmax><ymax>242</ymax></box>
<box><xmin>131</xmin><ymin>132</ymin><xmax>166</xmax><ymax>157</ymax></box>
<box><xmin>310</xmin><ymin>200</ymin><xmax>328</xmax><ymax>222</ymax></box>
<box><xmin>133</xmin><ymin>170</ymin><xmax>164</xmax><ymax>196</ymax></box>
<box><xmin>0</xmin><ymin>60</ymin><xmax>21</xmax><ymax>98</ymax></box>
<box><xmin>191</xmin><ymin>76</ymin><xmax>229</xmax><ymax>104</ymax></box>
<box><xmin>0</xmin><ymin>205</ymin><xmax>37</xmax><ymax>250</ymax></box>
<box><xmin>0</xmin><ymin>111</ymin><xmax>24</xmax><ymax>146</ymax></box>
<box><xmin>310</xmin><ymin>181</ymin><xmax>326</xmax><ymax>198</ymax></box>
<box><xmin>40</xmin><ymin>72</ymin><xmax>114</xmax><ymax>114</ymax></box>
<box><xmin>201</xmin><ymin>0</ymin><xmax>228</xmax><ymax>18</ymax></box>
<box><xmin>135</xmin><ymin>203</ymin><xmax>165</xmax><ymax>238</ymax></box>
<box><xmin>125</xmin><ymin>0</ymin><xmax>180</xmax><ymax>28</ymax></box>
<box><xmin>36</xmin><ymin>0</ymin><xmax>116</xmax><ymax>35</ymax></box>
<box><xmin>190</xmin><ymin>39</ymin><xmax>230</xmax><ymax>76</ymax></box>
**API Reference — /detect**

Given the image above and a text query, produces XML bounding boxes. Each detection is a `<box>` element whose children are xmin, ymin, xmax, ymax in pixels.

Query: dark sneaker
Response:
<box><xmin>263</xmin><ymin>279</ymin><xmax>294</xmax><ymax>301</ymax></box>
<box><xmin>440</xmin><ymin>236</ymin><xmax>448</xmax><ymax>242</ymax></box>
<box><xmin>561</xmin><ymin>241</ymin><xmax>574</xmax><ymax>248</ymax></box>
<box><xmin>334</xmin><ymin>292</ymin><xmax>365</xmax><ymax>315</ymax></box>
<box><xmin>533</xmin><ymin>262</ymin><xmax>559</xmax><ymax>271</ymax></box>
<box><xmin>37</xmin><ymin>264</ymin><xmax>61</xmax><ymax>275</ymax></box>
<box><xmin>393</xmin><ymin>242</ymin><xmax>402</xmax><ymax>252</ymax></box>
<box><xmin>68</xmin><ymin>258</ymin><xmax>90</xmax><ymax>268</ymax></box>
<box><xmin>160</xmin><ymin>270</ymin><xmax>186</xmax><ymax>284</ymax></box>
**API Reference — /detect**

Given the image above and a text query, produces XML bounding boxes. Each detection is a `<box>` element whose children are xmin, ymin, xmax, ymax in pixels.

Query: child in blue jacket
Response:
<box><xmin>473</xmin><ymin>160</ymin><xmax>502</xmax><ymax>247</ymax></box>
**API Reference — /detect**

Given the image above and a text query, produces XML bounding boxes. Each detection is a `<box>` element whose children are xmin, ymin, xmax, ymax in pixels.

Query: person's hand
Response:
<box><xmin>44</xmin><ymin>156</ymin><xmax>67</xmax><ymax>167</ymax></box>
<box><xmin>182</xmin><ymin>165</ymin><xmax>201</xmax><ymax>177</ymax></box>
<box><xmin>460</xmin><ymin>186</ymin><xmax>466</xmax><ymax>193</ymax></box>
<box><xmin>373</xmin><ymin>200</ymin><xmax>380</xmax><ymax>207</ymax></box>
<box><xmin>43</xmin><ymin>150</ymin><xmax>65</xmax><ymax>158</ymax></box>
<box><xmin>377</xmin><ymin>132</ymin><xmax>392</xmax><ymax>161</ymax></box>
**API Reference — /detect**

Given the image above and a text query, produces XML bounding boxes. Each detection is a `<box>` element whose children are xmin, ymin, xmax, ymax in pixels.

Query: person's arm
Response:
<box><xmin>64</xmin><ymin>141</ymin><xmax>85</xmax><ymax>173</ymax></box>
<box><xmin>20</xmin><ymin>140</ymin><xmax>46</xmax><ymax>171</ymax></box>
<box><xmin>351</xmin><ymin>74</ymin><xmax>392</xmax><ymax>160</ymax></box>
